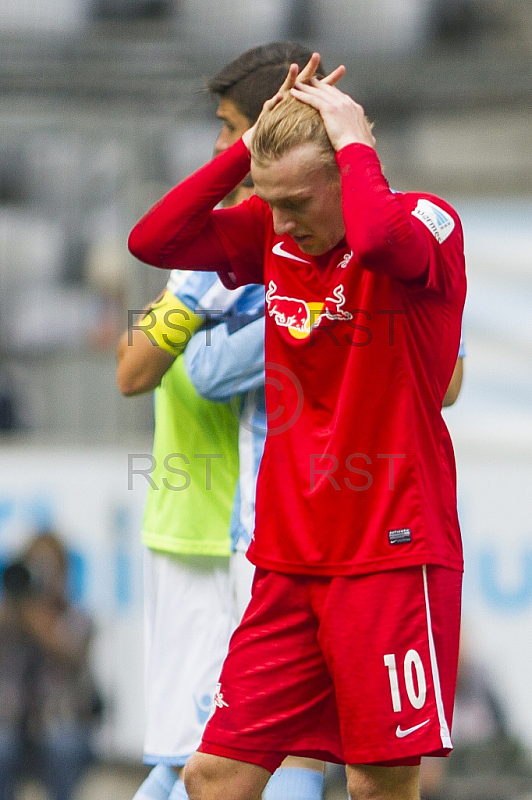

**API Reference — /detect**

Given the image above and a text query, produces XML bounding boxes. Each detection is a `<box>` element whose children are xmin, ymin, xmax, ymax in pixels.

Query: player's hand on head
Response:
<box><xmin>277</xmin><ymin>53</ymin><xmax>345</xmax><ymax>96</ymax></box>
<box><xmin>290</xmin><ymin>78</ymin><xmax>376</xmax><ymax>153</ymax></box>
<box><xmin>241</xmin><ymin>58</ymin><xmax>304</xmax><ymax>150</ymax></box>
<box><xmin>241</xmin><ymin>53</ymin><xmax>351</xmax><ymax>152</ymax></box>
<box><xmin>280</xmin><ymin>52</ymin><xmax>320</xmax><ymax>92</ymax></box>
<box><xmin>242</xmin><ymin>53</ymin><xmax>340</xmax><ymax>151</ymax></box>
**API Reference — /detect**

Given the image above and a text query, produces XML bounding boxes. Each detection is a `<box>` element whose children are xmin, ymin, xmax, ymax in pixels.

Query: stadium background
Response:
<box><xmin>0</xmin><ymin>1</ymin><xmax>531</xmax><ymax>797</ymax></box>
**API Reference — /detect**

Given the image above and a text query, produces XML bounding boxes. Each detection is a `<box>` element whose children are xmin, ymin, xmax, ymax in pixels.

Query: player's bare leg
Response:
<box><xmin>346</xmin><ymin>763</ymin><xmax>420</xmax><ymax>800</ymax></box>
<box><xmin>184</xmin><ymin>752</ymin><xmax>270</xmax><ymax>800</ymax></box>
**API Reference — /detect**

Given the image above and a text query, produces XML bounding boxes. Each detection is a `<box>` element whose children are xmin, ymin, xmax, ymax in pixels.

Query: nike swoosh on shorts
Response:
<box><xmin>395</xmin><ymin>719</ymin><xmax>430</xmax><ymax>738</ymax></box>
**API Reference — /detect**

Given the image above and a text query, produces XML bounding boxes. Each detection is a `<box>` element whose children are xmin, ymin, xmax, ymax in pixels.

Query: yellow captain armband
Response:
<box><xmin>136</xmin><ymin>290</ymin><xmax>203</xmax><ymax>356</ymax></box>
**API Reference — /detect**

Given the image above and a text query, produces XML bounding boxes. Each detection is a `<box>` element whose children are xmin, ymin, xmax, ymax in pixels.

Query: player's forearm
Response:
<box><xmin>337</xmin><ymin>144</ymin><xmax>429</xmax><ymax>281</ymax></box>
<box><xmin>116</xmin><ymin>328</ymin><xmax>175</xmax><ymax>396</ymax></box>
<box><xmin>117</xmin><ymin>290</ymin><xmax>202</xmax><ymax>395</ymax></box>
<box><xmin>128</xmin><ymin>140</ymin><xmax>251</xmax><ymax>270</ymax></box>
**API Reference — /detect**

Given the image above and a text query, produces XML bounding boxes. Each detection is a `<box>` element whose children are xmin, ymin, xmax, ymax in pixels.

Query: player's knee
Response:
<box><xmin>183</xmin><ymin>752</ymin><xmax>238</xmax><ymax>800</ymax></box>
<box><xmin>346</xmin><ymin>764</ymin><xmax>420</xmax><ymax>800</ymax></box>
<box><xmin>184</xmin><ymin>752</ymin><xmax>269</xmax><ymax>800</ymax></box>
<box><xmin>183</xmin><ymin>753</ymin><xmax>210</xmax><ymax>800</ymax></box>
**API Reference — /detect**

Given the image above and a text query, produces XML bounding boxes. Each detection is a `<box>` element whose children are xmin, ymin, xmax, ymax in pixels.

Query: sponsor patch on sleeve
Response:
<box><xmin>411</xmin><ymin>199</ymin><xmax>455</xmax><ymax>244</ymax></box>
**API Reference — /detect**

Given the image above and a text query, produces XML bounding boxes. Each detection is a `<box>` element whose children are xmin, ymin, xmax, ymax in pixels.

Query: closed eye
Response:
<box><xmin>278</xmin><ymin>198</ymin><xmax>309</xmax><ymax>212</ymax></box>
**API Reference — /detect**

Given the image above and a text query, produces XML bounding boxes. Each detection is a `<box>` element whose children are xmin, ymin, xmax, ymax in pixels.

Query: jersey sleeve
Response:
<box><xmin>184</xmin><ymin>313</ymin><xmax>265</xmax><ymax>402</ymax></box>
<box><xmin>401</xmin><ymin>192</ymin><xmax>465</xmax><ymax>298</ymax></box>
<box><xmin>336</xmin><ymin>143</ymin><xmax>464</xmax><ymax>292</ymax></box>
<box><xmin>166</xmin><ymin>270</ymin><xmax>245</xmax><ymax>314</ymax></box>
<box><xmin>128</xmin><ymin>139</ymin><xmax>265</xmax><ymax>287</ymax></box>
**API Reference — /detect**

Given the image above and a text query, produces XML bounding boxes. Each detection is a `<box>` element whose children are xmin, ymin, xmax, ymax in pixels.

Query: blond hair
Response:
<box><xmin>250</xmin><ymin>93</ymin><xmax>337</xmax><ymax>177</ymax></box>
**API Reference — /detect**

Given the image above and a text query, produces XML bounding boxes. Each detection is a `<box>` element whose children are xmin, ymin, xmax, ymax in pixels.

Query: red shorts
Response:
<box><xmin>200</xmin><ymin>565</ymin><xmax>462</xmax><ymax>773</ymax></box>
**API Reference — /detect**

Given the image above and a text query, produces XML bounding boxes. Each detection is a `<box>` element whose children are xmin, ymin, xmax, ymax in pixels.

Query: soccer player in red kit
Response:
<box><xmin>128</xmin><ymin>54</ymin><xmax>466</xmax><ymax>800</ymax></box>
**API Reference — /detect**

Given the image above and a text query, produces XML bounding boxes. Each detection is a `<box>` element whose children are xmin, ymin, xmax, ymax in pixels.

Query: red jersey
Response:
<box><xmin>129</xmin><ymin>139</ymin><xmax>466</xmax><ymax>576</ymax></box>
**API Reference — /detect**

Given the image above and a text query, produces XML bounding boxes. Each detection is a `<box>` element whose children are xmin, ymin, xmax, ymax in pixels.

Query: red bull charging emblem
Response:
<box><xmin>266</xmin><ymin>280</ymin><xmax>353</xmax><ymax>339</ymax></box>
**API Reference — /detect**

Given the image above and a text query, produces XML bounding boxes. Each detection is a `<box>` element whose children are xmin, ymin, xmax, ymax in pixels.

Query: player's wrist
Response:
<box><xmin>334</xmin><ymin>135</ymin><xmax>375</xmax><ymax>153</ymax></box>
<box><xmin>241</xmin><ymin>127</ymin><xmax>254</xmax><ymax>151</ymax></box>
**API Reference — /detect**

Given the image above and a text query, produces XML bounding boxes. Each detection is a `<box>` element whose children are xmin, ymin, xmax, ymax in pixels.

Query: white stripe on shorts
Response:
<box><xmin>422</xmin><ymin>564</ymin><xmax>453</xmax><ymax>749</ymax></box>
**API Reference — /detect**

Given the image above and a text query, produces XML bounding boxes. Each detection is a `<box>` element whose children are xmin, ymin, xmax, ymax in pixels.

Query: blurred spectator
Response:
<box><xmin>420</xmin><ymin>634</ymin><xmax>532</xmax><ymax>799</ymax></box>
<box><xmin>452</xmin><ymin>640</ymin><xmax>507</xmax><ymax>745</ymax></box>
<box><xmin>325</xmin><ymin>633</ymin><xmax>532</xmax><ymax>799</ymax></box>
<box><xmin>0</xmin><ymin>531</ymin><xmax>102</xmax><ymax>800</ymax></box>
<box><xmin>0</xmin><ymin>367</ymin><xmax>21</xmax><ymax>432</ymax></box>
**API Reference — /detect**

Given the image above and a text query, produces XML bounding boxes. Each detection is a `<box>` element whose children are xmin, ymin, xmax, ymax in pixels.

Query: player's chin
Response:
<box><xmin>302</xmin><ymin>242</ymin><xmax>330</xmax><ymax>257</ymax></box>
<box><xmin>293</xmin><ymin>235</ymin><xmax>318</xmax><ymax>254</ymax></box>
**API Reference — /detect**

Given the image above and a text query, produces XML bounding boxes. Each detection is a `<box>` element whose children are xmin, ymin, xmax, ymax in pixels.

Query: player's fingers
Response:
<box><xmin>293</xmin><ymin>80</ymin><xmax>364</xmax><ymax>118</ymax></box>
<box><xmin>290</xmin><ymin>83</ymin><xmax>328</xmax><ymax>112</ymax></box>
<box><xmin>262</xmin><ymin>91</ymin><xmax>284</xmax><ymax>112</ymax></box>
<box><xmin>278</xmin><ymin>63</ymin><xmax>300</xmax><ymax>94</ymax></box>
<box><xmin>321</xmin><ymin>64</ymin><xmax>346</xmax><ymax>86</ymax></box>
<box><xmin>277</xmin><ymin>53</ymin><xmax>321</xmax><ymax>99</ymax></box>
<box><xmin>295</xmin><ymin>52</ymin><xmax>321</xmax><ymax>84</ymax></box>
<box><xmin>291</xmin><ymin>80</ymin><xmax>342</xmax><ymax>106</ymax></box>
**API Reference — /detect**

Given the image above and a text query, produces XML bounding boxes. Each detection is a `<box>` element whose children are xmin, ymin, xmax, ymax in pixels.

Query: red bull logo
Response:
<box><xmin>266</xmin><ymin>281</ymin><xmax>310</xmax><ymax>333</ymax></box>
<box><xmin>314</xmin><ymin>285</ymin><xmax>353</xmax><ymax>327</ymax></box>
<box><xmin>266</xmin><ymin>281</ymin><xmax>353</xmax><ymax>339</ymax></box>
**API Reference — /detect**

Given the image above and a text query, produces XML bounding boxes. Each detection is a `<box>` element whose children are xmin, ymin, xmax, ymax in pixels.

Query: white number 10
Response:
<box><xmin>383</xmin><ymin>650</ymin><xmax>427</xmax><ymax>712</ymax></box>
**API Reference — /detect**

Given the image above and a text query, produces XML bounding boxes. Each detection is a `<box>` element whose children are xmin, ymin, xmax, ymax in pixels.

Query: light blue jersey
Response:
<box><xmin>166</xmin><ymin>269</ymin><xmax>242</xmax><ymax>318</ymax></box>
<box><xmin>184</xmin><ymin>285</ymin><xmax>266</xmax><ymax>552</ymax></box>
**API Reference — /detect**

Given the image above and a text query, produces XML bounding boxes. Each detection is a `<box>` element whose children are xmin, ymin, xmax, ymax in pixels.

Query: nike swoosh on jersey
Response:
<box><xmin>272</xmin><ymin>241</ymin><xmax>311</xmax><ymax>264</ymax></box>
<box><xmin>395</xmin><ymin>719</ymin><xmax>430</xmax><ymax>738</ymax></box>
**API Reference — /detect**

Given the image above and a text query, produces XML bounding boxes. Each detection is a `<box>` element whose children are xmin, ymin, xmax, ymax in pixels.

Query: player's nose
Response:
<box><xmin>214</xmin><ymin>126</ymin><xmax>233</xmax><ymax>155</ymax></box>
<box><xmin>272</xmin><ymin>208</ymin><xmax>296</xmax><ymax>236</ymax></box>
